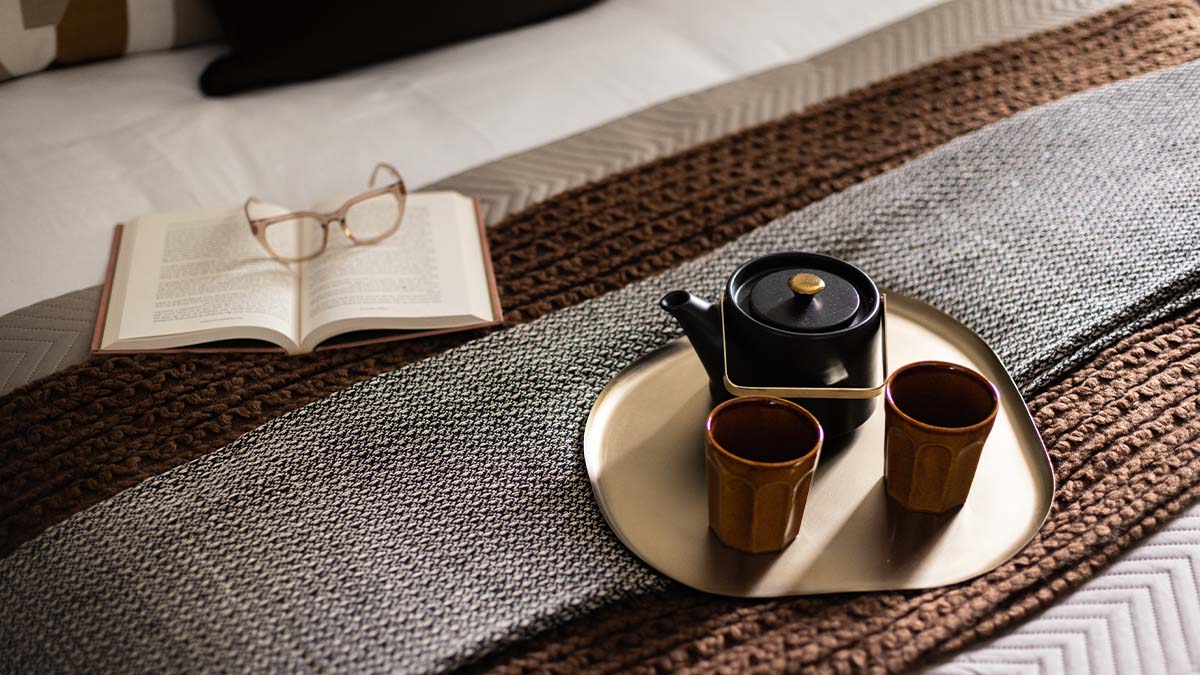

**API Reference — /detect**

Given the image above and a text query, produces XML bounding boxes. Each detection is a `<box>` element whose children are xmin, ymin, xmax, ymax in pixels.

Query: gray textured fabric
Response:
<box><xmin>0</xmin><ymin>286</ymin><xmax>99</xmax><ymax>395</ymax></box>
<box><xmin>0</xmin><ymin>0</ymin><xmax>1124</xmax><ymax>396</ymax></box>
<box><xmin>3</xmin><ymin>59</ymin><xmax>1200</xmax><ymax>675</ymax></box>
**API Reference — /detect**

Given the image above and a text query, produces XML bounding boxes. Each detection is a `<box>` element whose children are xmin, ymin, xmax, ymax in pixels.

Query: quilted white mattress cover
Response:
<box><xmin>0</xmin><ymin>0</ymin><xmax>940</xmax><ymax>316</ymax></box>
<box><xmin>926</xmin><ymin>510</ymin><xmax>1200</xmax><ymax>675</ymax></box>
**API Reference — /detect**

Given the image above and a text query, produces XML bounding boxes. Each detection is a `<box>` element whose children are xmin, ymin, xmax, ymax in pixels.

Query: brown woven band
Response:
<box><xmin>3</xmin><ymin>0</ymin><xmax>1200</xmax><ymax>567</ymax></box>
<box><xmin>463</xmin><ymin>306</ymin><xmax>1200</xmax><ymax>674</ymax></box>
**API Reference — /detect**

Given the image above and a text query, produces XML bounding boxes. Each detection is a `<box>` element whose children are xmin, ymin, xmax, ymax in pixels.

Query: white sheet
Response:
<box><xmin>0</xmin><ymin>0</ymin><xmax>941</xmax><ymax>316</ymax></box>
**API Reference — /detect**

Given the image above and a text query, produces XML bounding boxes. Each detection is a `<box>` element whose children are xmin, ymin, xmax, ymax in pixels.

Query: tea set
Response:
<box><xmin>661</xmin><ymin>252</ymin><xmax>999</xmax><ymax>554</ymax></box>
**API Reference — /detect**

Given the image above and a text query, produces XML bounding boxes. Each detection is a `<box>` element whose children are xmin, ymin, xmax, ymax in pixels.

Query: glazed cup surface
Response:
<box><xmin>883</xmin><ymin>361</ymin><xmax>999</xmax><ymax>513</ymax></box>
<box><xmin>705</xmin><ymin>396</ymin><xmax>823</xmax><ymax>553</ymax></box>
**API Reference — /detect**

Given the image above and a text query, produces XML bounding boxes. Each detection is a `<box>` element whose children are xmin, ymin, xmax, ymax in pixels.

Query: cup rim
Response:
<box><xmin>705</xmin><ymin>395</ymin><xmax>824</xmax><ymax>468</ymax></box>
<box><xmin>884</xmin><ymin>360</ymin><xmax>999</xmax><ymax>433</ymax></box>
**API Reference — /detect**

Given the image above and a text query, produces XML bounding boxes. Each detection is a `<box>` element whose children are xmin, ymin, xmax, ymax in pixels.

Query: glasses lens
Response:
<box><xmin>344</xmin><ymin>192</ymin><xmax>402</xmax><ymax>243</ymax></box>
<box><xmin>262</xmin><ymin>216</ymin><xmax>325</xmax><ymax>261</ymax></box>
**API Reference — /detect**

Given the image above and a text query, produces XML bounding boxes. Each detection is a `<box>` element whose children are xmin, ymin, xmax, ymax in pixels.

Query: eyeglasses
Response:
<box><xmin>245</xmin><ymin>163</ymin><xmax>407</xmax><ymax>263</ymax></box>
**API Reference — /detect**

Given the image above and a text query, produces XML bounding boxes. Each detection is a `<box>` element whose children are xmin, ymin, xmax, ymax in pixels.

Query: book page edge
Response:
<box><xmin>90</xmin><ymin>224</ymin><xmax>124</xmax><ymax>354</ymax></box>
<box><xmin>474</xmin><ymin>196</ymin><xmax>504</xmax><ymax>324</ymax></box>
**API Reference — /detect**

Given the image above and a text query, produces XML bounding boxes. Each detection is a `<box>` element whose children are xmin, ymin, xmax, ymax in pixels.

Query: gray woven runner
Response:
<box><xmin>3</xmin><ymin>60</ymin><xmax>1200</xmax><ymax>674</ymax></box>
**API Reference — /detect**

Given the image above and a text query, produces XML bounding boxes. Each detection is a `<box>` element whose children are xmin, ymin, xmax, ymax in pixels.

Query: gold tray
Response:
<box><xmin>584</xmin><ymin>292</ymin><xmax>1054</xmax><ymax>597</ymax></box>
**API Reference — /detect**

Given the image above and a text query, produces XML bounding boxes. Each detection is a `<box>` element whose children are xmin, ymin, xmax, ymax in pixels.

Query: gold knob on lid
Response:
<box><xmin>788</xmin><ymin>273</ymin><xmax>825</xmax><ymax>297</ymax></box>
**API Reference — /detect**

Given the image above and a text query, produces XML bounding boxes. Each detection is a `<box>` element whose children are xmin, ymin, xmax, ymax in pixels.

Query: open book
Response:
<box><xmin>94</xmin><ymin>192</ymin><xmax>501</xmax><ymax>355</ymax></box>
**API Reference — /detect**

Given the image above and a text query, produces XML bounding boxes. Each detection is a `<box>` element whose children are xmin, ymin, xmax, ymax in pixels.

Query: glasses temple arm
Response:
<box><xmin>370</xmin><ymin>163</ymin><xmax>402</xmax><ymax>188</ymax></box>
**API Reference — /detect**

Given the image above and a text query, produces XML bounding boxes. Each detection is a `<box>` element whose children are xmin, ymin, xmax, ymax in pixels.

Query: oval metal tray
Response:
<box><xmin>584</xmin><ymin>292</ymin><xmax>1054</xmax><ymax>597</ymax></box>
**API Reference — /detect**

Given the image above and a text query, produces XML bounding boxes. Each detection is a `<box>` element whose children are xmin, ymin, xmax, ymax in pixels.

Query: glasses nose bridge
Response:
<box><xmin>313</xmin><ymin>212</ymin><xmax>349</xmax><ymax>236</ymax></box>
<box><xmin>332</xmin><ymin>215</ymin><xmax>354</xmax><ymax>238</ymax></box>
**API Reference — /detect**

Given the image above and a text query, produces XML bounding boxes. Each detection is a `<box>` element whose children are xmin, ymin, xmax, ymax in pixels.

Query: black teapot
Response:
<box><xmin>660</xmin><ymin>252</ymin><xmax>884</xmax><ymax>437</ymax></box>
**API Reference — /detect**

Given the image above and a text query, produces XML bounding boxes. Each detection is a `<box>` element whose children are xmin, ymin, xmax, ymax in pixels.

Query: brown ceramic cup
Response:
<box><xmin>884</xmin><ymin>361</ymin><xmax>999</xmax><ymax>513</ymax></box>
<box><xmin>705</xmin><ymin>396</ymin><xmax>824</xmax><ymax>554</ymax></box>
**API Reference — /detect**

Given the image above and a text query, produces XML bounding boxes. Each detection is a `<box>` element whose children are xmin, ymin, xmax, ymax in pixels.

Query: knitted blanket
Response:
<box><xmin>3</xmin><ymin>37</ymin><xmax>1200</xmax><ymax>675</ymax></box>
<box><xmin>4</xmin><ymin>0</ymin><xmax>1199</xmax><ymax>559</ymax></box>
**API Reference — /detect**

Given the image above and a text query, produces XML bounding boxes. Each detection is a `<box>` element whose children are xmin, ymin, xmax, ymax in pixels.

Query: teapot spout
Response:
<box><xmin>660</xmin><ymin>291</ymin><xmax>725</xmax><ymax>386</ymax></box>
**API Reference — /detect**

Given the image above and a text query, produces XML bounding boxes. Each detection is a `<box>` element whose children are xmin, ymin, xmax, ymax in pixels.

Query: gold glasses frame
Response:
<box><xmin>245</xmin><ymin>162</ymin><xmax>407</xmax><ymax>263</ymax></box>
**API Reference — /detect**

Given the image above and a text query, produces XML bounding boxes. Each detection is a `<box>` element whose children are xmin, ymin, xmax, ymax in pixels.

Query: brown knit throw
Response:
<box><xmin>2</xmin><ymin>5</ymin><xmax>1199</xmax><ymax>663</ymax></box>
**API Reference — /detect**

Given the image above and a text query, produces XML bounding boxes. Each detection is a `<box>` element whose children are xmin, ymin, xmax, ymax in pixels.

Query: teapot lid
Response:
<box><xmin>747</xmin><ymin>267</ymin><xmax>860</xmax><ymax>332</ymax></box>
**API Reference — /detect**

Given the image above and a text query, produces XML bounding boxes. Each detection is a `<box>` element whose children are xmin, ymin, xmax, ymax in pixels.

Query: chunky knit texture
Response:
<box><xmin>4</xmin><ymin>0</ymin><xmax>1200</xmax><ymax>557</ymax></box>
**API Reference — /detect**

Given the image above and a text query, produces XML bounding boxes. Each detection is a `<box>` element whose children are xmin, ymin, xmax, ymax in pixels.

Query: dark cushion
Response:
<box><xmin>200</xmin><ymin>0</ymin><xmax>603</xmax><ymax>96</ymax></box>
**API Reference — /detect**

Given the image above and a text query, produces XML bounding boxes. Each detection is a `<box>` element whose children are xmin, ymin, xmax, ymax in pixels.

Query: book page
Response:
<box><xmin>106</xmin><ymin>207</ymin><xmax>300</xmax><ymax>349</ymax></box>
<box><xmin>298</xmin><ymin>193</ymin><xmax>494</xmax><ymax>348</ymax></box>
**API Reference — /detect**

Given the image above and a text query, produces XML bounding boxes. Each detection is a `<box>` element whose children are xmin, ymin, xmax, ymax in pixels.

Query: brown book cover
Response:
<box><xmin>92</xmin><ymin>198</ymin><xmax>503</xmax><ymax>355</ymax></box>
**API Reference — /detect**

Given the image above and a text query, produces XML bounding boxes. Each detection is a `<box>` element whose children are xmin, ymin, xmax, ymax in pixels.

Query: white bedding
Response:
<box><xmin>0</xmin><ymin>0</ymin><xmax>940</xmax><ymax>316</ymax></box>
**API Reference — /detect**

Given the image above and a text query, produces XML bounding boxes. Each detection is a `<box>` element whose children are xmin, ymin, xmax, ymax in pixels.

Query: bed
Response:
<box><xmin>1</xmin><ymin>1</ymin><xmax>1198</xmax><ymax>673</ymax></box>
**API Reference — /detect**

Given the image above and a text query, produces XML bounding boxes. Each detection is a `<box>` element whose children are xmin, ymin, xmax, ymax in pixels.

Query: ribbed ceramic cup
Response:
<box><xmin>705</xmin><ymin>396</ymin><xmax>823</xmax><ymax>553</ymax></box>
<box><xmin>884</xmin><ymin>361</ymin><xmax>999</xmax><ymax>513</ymax></box>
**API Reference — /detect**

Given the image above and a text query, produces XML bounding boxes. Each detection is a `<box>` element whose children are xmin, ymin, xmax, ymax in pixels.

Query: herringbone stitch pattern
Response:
<box><xmin>927</xmin><ymin>510</ymin><xmax>1200</xmax><ymax>674</ymax></box>
<box><xmin>0</xmin><ymin>288</ymin><xmax>99</xmax><ymax>395</ymax></box>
